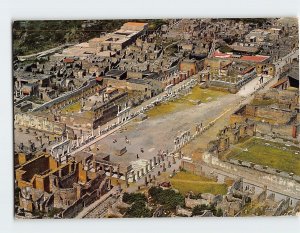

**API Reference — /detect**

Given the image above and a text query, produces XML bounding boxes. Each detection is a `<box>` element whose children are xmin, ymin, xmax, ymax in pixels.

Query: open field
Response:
<box><xmin>225</xmin><ymin>137</ymin><xmax>300</xmax><ymax>175</ymax></box>
<box><xmin>146</xmin><ymin>86</ymin><xmax>228</xmax><ymax>118</ymax></box>
<box><xmin>170</xmin><ymin>171</ymin><xmax>228</xmax><ymax>195</ymax></box>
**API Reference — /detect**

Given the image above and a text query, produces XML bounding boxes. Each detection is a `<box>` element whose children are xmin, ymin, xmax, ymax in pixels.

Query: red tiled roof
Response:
<box><xmin>240</xmin><ymin>55</ymin><xmax>269</xmax><ymax>63</ymax></box>
<box><xmin>96</xmin><ymin>77</ymin><xmax>103</xmax><ymax>82</ymax></box>
<box><xmin>63</xmin><ymin>58</ymin><xmax>74</xmax><ymax>63</ymax></box>
<box><xmin>271</xmin><ymin>77</ymin><xmax>288</xmax><ymax>88</ymax></box>
<box><xmin>241</xmin><ymin>66</ymin><xmax>255</xmax><ymax>75</ymax></box>
<box><xmin>213</xmin><ymin>51</ymin><xmax>232</xmax><ymax>58</ymax></box>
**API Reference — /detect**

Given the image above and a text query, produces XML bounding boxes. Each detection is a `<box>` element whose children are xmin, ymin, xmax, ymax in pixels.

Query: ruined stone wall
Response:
<box><xmin>54</xmin><ymin>187</ymin><xmax>77</xmax><ymax>209</ymax></box>
<box><xmin>256</xmin><ymin>122</ymin><xmax>294</xmax><ymax>138</ymax></box>
<box><xmin>245</xmin><ymin>105</ymin><xmax>294</xmax><ymax>124</ymax></box>
<box><xmin>60</xmin><ymin>199</ymin><xmax>84</xmax><ymax>218</ymax></box>
<box><xmin>104</xmin><ymin>78</ymin><xmax>150</xmax><ymax>94</ymax></box>
<box><xmin>230</xmin><ymin>114</ymin><xmax>245</xmax><ymax>125</ymax></box>
<box><xmin>181</xmin><ymin>160</ymin><xmax>196</xmax><ymax>173</ymax></box>
<box><xmin>59</xmin><ymin>170</ymin><xmax>78</xmax><ymax>189</ymax></box>
<box><xmin>81</xmin><ymin>189</ymin><xmax>98</xmax><ymax>207</ymax></box>
<box><xmin>245</xmin><ymin>105</ymin><xmax>256</xmax><ymax>116</ymax></box>
<box><xmin>15</xmin><ymin>113</ymin><xmax>66</xmax><ymax>135</ymax></box>
<box><xmin>202</xmin><ymin>152</ymin><xmax>300</xmax><ymax>200</ymax></box>
<box><xmin>127</xmin><ymin>71</ymin><xmax>143</xmax><ymax>79</ymax></box>
<box><xmin>33</xmin><ymin>80</ymin><xmax>102</xmax><ymax>112</ymax></box>
<box><xmin>179</xmin><ymin>61</ymin><xmax>197</xmax><ymax>75</ymax></box>
<box><xmin>255</xmin><ymin>108</ymin><xmax>293</xmax><ymax>123</ymax></box>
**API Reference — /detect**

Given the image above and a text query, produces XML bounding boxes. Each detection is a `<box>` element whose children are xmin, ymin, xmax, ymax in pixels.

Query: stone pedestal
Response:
<box><xmin>132</xmin><ymin>173</ymin><xmax>136</xmax><ymax>182</ymax></box>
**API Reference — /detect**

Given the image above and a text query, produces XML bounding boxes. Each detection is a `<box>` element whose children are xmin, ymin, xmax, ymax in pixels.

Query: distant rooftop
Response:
<box><xmin>240</xmin><ymin>55</ymin><xmax>270</xmax><ymax>63</ymax></box>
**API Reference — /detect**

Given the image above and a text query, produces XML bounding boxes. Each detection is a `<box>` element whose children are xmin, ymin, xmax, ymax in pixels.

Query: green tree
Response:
<box><xmin>148</xmin><ymin>187</ymin><xmax>184</xmax><ymax>210</ymax></box>
<box><xmin>122</xmin><ymin>192</ymin><xmax>147</xmax><ymax>204</ymax></box>
<box><xmin>125</xmin><ymin>201</ymin><xmax>152</xmax><ymax>218</ymax></box>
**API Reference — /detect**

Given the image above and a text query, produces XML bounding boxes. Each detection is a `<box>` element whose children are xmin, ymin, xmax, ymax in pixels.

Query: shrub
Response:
<box><xmin>122</xmin><ymin>192</ymin><xmax>147</xmax><ymax>204</ymax></box>
<box><xmin>192</xmin><ymin>204</ymin><xmax>209</xmax><ymax>216</ymax></box>
<box><xmin>125</xmin><ymin>201</ymin><xmax>152</xmax><ymax>218</ymax></box>
<box><xmin>148</xmin><ymin>186</ymin><xmax>184</xmax><ymax>210</ymax></box>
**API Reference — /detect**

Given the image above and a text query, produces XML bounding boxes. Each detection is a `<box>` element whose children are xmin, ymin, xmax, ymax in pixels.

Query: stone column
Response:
<box><xmin>58</xmin><ymin>152</ymin><xmax>62</xmax><ymax>164</ymax></box>
<box><xmin>61</xmin><ymin>148</ymin><xmax>65</xmax><ymax>161</ymax></box>
<box><xmin>117</xmin><ymin>165</ymin><xmax>120</xmax><ymax>178</ymax></box>
<box><xmin>125</xmin><ymin>173</ymin><xmax>129</xmax><ymax>187</ymax></box>
<box><xmin>141</xmin><ymin>168</ymin><xmax>144</xmax><ymax>176</ymax></box>
<box><xmin>168</xmin><ymin>161</ymin><xmax>171</xmax><ymax>168</ymax></box>
<box><xmin>153</xmin><ymin>156</ymin><xmax>157</xmax><ymax>165</ymax></box>
<box><xmin>149</xmin><ymin>159</ymin><xmax>153</xmax><ymax>169</ymax></box>
<box><xmin>145</xmin><ymin>165</ymin><xmax>149</xmax><ymax>174</ymax></box>
<box><xmin>109</xmin><ymin>166</ymin><xmax>113</xmax><ymax>177</ymax></box>
<box><xmin>172</xmin><ymin>156</ymin><xmax>176</xmax><ymax>164</ymax></box>
<box><xmin>132</xmin><ymin>172</ymin><xmax>136</xmax><ymax>182</ymax></box>
<box><xmin>163</xmin><ymin>163</ymin><xmax>166</xmax><ymax>172</ymax></box>
<box><xmin>144</xmin><ymin>176</ymin><xmax>148</xmax><ymax>186</ymax></box>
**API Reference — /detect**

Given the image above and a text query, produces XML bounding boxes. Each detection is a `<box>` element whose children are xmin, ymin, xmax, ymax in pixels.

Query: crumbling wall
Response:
<box><xmin>203</xmin><ymin>152</ymin><xmax>300</xmax><ymax>202</ymax></box>
<box><xmin>15</xmin><ymin>113</ymin><xmax>66</xmax><ymax>135</ymax></box>
<box><xmin>60</xmin><ymin>199</ymin><xmax>84</xmax><ymax>218</ymax></box>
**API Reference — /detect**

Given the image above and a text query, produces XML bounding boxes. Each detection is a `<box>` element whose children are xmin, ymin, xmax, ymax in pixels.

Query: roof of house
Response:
<box><xmin>229</xmin><ymin>45</ymin><xmax>260</xmax><ymax>53</ymax></box>
<box><xmin>240</xmin><ymin>55</ymin><xmax>269</xmax><ymax>63</ymax></box>
<box><xmin>123</xmin><ymin>22</ymin><xmax>148</xmax><ymax>27</ymax></box>
<box><xmin>212</xmin><ymin>51</ymin><xmax>232</xmax><ymax>58</ymax></box>
<box><xmin>63</xmin><ymin>58</ymin><xmax>75</xmax><ymax>63</ymax></box>
<box><xmin>106</xmin><ymin>69</ymin><xmax>126</xmax><ymax>77</ymax></box>
<box><xmin>271</xmin><ymin>77</ymin><xmax>288</xmax><ymax>88</ymax></box>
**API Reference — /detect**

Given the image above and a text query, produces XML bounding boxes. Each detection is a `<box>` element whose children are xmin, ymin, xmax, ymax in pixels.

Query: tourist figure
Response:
<box><xmin>136</xmin><ymin>154</ymin><xmax>139</xmax><ymax>159</ymax></box>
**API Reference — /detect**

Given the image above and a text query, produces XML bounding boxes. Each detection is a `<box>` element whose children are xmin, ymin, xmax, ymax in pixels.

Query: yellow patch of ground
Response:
<box><xmin>61</xmin><ymin>102</ymin><xmax>81</xmax><ymax>114</ymax></box>
<box><xmin>170</xmin><ymin>171</ymin><xmax>228</xmax><ymax>195</ymax></box>
<box><xmin>146</xmin><ymin>86</ymin><xmax>228</xmax><ymax>118</ymax></box>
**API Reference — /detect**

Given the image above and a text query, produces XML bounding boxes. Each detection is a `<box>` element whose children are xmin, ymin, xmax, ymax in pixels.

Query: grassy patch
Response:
<box><xmin>251</xmin><ymin>98</ymin><xmax>277</xmax><ymax>106</ymax></box>
<box><xmin>226</xmin><ymin>137</ymin><xmax>300</xmax><ymax>175</ymax></box>
<box><xmin>146</xmin><ymin>86</ymin><xmax>228</xmax><ymax>118</ymax></box>
<box><xmin>61</xmin><ymin>102</ymin><xmax>81</xmax><ymax>114</ymax></box>
<box><xmin>170</xmin><ymin>171</ymin><xmax>228</xmax><ymax>195</ymax></box>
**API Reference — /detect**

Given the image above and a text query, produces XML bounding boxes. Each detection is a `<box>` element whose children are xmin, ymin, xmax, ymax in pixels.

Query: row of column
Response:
<box><xmin>174</xmin><ymin>131</ymin><xmax>191</xmax><ymax>151</ymax></box>
<box><xmin>128</xmin><ymin>153</ymin><xmax>178</xmax><ymax>184</ymax></box>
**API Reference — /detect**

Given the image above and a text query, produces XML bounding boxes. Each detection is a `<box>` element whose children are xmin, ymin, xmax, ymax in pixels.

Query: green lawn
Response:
<box><xmin>61</xmin><ymin>102</ymin><xmax>81</xmax><ymax>114</ymax></box>
<box><xmin>226</xmin><ymin>137</ymin><xmax>300</xmax><ymax>175</ymax></box>
<box><xmin>251</xmin><ymin>98</ymin><xmax>277</xmax><ymax>106</ymax></box>
<box><xmin>170</xmin><ymin>171</ymin><xmax>228</xmax><ymax>195</ymax></box>
<box><xmin>146</xmin><ymin>86</ymin><xmax>228</xmax><ymax>118</ymax></box>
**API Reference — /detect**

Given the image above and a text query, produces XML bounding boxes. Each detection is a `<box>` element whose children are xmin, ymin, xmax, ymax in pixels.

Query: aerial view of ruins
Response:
<box><xmin>13</xmin><ymin>18</ymin><xmax>299</xmax><ymax>219</ymax></box>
